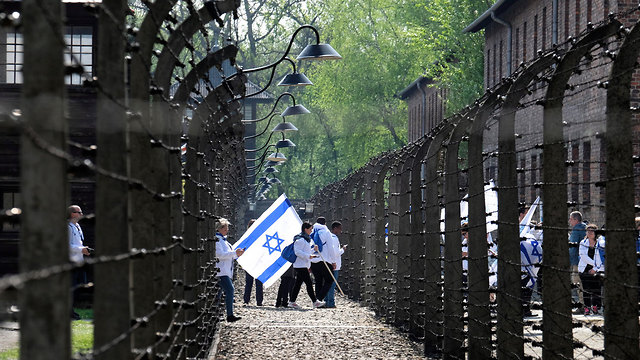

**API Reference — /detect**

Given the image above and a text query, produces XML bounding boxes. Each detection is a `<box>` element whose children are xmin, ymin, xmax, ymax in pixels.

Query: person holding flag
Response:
<box><xmin>289</xmin><ymin>222</ymin><xmax>325</xmax><ymax>309</ymax></box>
<box><xmin>215</xmin><ymin>218</ymin><xmax>244</xmax><ymax>322</ymax></box>
<box><xmin>310</xmin><ymin>217</ymin><xmax>337</xmax><ymax>305</ymax></box>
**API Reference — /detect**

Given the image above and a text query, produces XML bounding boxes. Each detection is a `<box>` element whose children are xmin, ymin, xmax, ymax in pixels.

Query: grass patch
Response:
<box><xmin>0</xmin><ymin>349</ymin><xmax>18</xmax><ymax>360</ymax></box>
<box><xmin>0</xmin><ymin>309</ymin><xmax>94</xmax><ymax>359</ymax></box>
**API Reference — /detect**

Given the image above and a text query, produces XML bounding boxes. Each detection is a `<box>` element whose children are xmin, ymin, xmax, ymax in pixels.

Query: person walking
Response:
<box><xmin>289</xmin><ymin>222</ymin><xmax>325</xmax><ymax>309</ymax></box>
<box><xmin>215</xmin><ymin>218</ymin><xmax>245</xmax><ymax>322</ymax></box>
<box><xmin>324</xmin><ymin>221</ymin><xmax>346</xmax><ymax>308</ymax></box>
<box><xmin>569</xmin><ymin>211</ymin><xmax>586</xmax><ymax>310</ymax></box>
<box><xmin>578</xmin><ymin>224</ymin><xmax>605</xmax><ymax>315</ymax></box>
<box><xmin>275</xmin><ymin>260</ymin><xmax>295</xmax><ymax>307</ymax></box>
<box><xmin>68</xmin><ymin>205</ymin><xmax>89</xmax><ymax>320</ymax></box>
<box><xmin>310</xmin><ymin>217</ymin><xmax>337</xmax><ymax>306</ymax></box>
<box><xmin>243</xmin><ymin>219</ymin><xmax>263</xmax><ymax>306</ymax></box>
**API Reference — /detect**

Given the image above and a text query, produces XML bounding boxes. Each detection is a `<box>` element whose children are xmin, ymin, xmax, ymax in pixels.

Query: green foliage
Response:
<box><xmin>404</xmin><ymin>0</ymin><xmax>487</xmax><ymax>113</ymax></box>
<box><xmin>242</xmin><ymin>0</ymin><xmax>487</xmax><ymax>198</ymax></box>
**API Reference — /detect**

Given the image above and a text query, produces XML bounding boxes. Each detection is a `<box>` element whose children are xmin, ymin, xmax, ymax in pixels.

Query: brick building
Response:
<box><xmin>397</xmin><ymin>76</ymin><xmax>447</xmax><ymax>143</ymax></box>
<box><xmin>459</xmin><ymin>0</ymin><xmax>640</xmax><ymax>225</ymax></box>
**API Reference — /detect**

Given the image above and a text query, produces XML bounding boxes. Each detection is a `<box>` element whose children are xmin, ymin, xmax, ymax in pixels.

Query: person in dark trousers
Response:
<box><xmin>578</xmin><ymin>224</ymin><xmax>605</xmax><ymax>315</ymax></box>
<box><xmin>243</xmin><ymin>219</ymin><xmax>263</xmax><ymax>306</ymax></box>
<box><xmin>276</xmin><ymin>261</ymin><xmax>295</xmax><ymax>307</ymax></box>
<box><xmin>289</xmin><ymin>222</ymin><xmax>325</xmax><ymax>309</ymax></box>
<box><xmin>309</xmin><ymin>217</ymin><xmax>337</xmax><ymax>306</ymax></box>
<box><xmin>68</xmin><ymin>205</ymin><xmax>89</xmax><ymax>320</ymax></box>
<box><xmin>569</xmin><ymin>211</ymin><xmax>586</xmax><ymax>310</ymax></box>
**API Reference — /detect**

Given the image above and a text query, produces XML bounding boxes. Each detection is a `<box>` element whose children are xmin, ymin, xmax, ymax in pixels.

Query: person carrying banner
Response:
<box><xmin>310</xmin><ymin>217</ymin><xmax>337</xmax><ymax>305</ymax></box>
<box><xmin>289</xmin><ymin>222</ymin><xmax>325</xmax><ymax>309</ymax></box>
<box><xmin>324</xmin><ymin>221</ymin><xmax>346</xmax><ymax>308</ymax></box>
<box><xmin>215</xmin><ymin>218</ymin><xmax>245</xmax><ymax>322</ymax></box>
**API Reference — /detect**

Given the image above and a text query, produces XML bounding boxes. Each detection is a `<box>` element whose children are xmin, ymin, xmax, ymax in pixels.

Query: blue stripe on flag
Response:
<box><xmin>235</xmin><ymin>198</ymin><xmax>292</xmax><ymax>250</ymax></box>
<box><xmin>257</xmin><ymin>257</ymin><xmax>288</xmax><ymax>284</ymax></box>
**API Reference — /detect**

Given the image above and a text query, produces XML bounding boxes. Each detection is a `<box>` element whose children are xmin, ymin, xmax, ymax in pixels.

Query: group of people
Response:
<box><xmin>459</xmin><ymin>208</ymin><xmax>611</xmax><ymax>317</ymax></box>
<box><xmin>214</xmin><ymin>216</ymin><xmax>346</xmax><ymax>322</ymax></box>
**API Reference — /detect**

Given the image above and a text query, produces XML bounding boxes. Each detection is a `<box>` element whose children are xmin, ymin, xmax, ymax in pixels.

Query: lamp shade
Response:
<box><xmin>267</xmin><ymin>152</ymin><xmax>287</xmax><ymax>162</ymax></box>
<box><xmin>257</xmin><ymin>176</ymin><xmax>267</xmax><ymax>183</ymax></box>
<box><xmin>265</xmin><ymin>160</ymin><xmax>282</xmax><ymax>167</ymax></box>
<box><xmin>278</xmin><ymin>72</ymin><xmax>313</xmax><ymax>86</ymax></box>
<box><xmin>264</xmin><ymin>167</ymin><xmax>279</xmax><ymax>173</ymax></box>
<box><xmin>297</xmin><ymin>44</ymin><xmax>342</xmax><ymax>61</ymax></box>
<box><xmin>272</xmin><ymin>122</ymin><xmax>298</xmax><ymax>132</ymax></box>
<box><xmin>268</xmin><ymin>178</ymin><xmax>282</xmax><ymax>184</ymax></box>
<box><xmin>275</xmin><ymin>138</ymin><xmax>296</xmax><ymax>148</ymax></box>
<box><xmin>281</xmin><ymin>104</ymin><xmax>310</xmax><ymax>117</ymax></box>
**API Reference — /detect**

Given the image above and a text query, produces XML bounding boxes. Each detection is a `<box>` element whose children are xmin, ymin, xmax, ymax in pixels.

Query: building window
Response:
<box><xmin>583</xmin><ymin>141</ymin><xmax>591</xmax><ymax>204</ymax></box>
<box><xmin>2</xmin><ymin>26</ymin><xmax>92</xmax><ymax>85</ymax></box>
<box><xmin>523</xmin><ymin>22</ymin><xmax>527</xmax><ymax>63</ymax></box>
<box><xmin>571</xmin><ymin>144</ymin><xmax>579</xmax><ymax>203</ymax></box>
<box><xmin>575</xmin><ymin>0</ymin><xmax>581</xmax><ymax>35</ymax></box>
<box><xmin>531</xmin><ymin>155</ymin><xmax>538</xmax><ymax>202</ymax></box>
<box><xmin>534</xmin><ymin>15</ymin><xmax>538</xmax><ymax>55</ymax></box>
<box><xmin>3</xmin><ymin>32</ymin><xmax>23</xmax><ymax>84</ymax></box>
<box><xmin>515</xmin><ymin>27</ymin><xmax>520</xmax><ymax>67</ymax></box>
<box><xmin>64</xmin><ymin>26</ymin><xmax>93</xmax><ymax>85</ymax></box>
<box><xmin>2</xmin><ymin>191</ymin><xmax>20</xmax><ymax>232</ymax></box>
<box><xmin>542</xmin><ymin>7</ymin><xmax>547</xmax><ymax>49</ymax></box>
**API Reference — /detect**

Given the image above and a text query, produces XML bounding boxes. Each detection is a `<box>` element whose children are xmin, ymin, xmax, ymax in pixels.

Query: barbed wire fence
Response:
<box><xmin>310</xmin><ymin>8</ymin><xmax>640</xmax><ymax>360</ymax></box>
<box><xmin>0</xmin><ymin>0</ymin><xmax>250</xmax><ymax>359</ymax></box>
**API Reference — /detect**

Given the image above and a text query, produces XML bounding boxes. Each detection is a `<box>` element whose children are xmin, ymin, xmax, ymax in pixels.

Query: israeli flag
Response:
<box><xmin>232</xmin><ymin>194</ymin><xmax>301</xmax><ymax>288</ymax></box>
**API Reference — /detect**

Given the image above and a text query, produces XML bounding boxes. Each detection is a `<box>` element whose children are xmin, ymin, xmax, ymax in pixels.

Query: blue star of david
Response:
<box><xmin>263</xmin><ymin>232</ymin><xmax>285</xmax><ymax>255</ymax></box>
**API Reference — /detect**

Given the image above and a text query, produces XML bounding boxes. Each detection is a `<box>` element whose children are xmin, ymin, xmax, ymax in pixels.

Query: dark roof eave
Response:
<box><xmin>463</xmin><ymin>0</ymin><xmax>517</xmax><ymax>33</ymax></box>
<box><xmin>396</xmin><ymin>77</ymin><xmax>435</xmax><ymax>100</ymax></box>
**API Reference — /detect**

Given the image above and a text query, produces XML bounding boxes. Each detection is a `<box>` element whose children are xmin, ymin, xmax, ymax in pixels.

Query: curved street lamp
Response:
<box><xmin>239</xmin><ymin>24</ymin><xmax>342</xmax><ymax>98</ymax></box>
<box><xmin>242</xmin><ymin>92</ymin><xmax>309</xmax><ymax>124</ymax></box>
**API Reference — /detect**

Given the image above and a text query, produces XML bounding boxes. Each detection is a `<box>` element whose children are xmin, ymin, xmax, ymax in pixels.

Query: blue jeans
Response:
<box><xmin>218</xmin><ymin>276</ymin><xmax>235</xmax><ymax>317</ymax></box>
<box><xmin>325</xmin><ymin>270</ymin><xmax>339</xmax><ymax>306</ymax></box>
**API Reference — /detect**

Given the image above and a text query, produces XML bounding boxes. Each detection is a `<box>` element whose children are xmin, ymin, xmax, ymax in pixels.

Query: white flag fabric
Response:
<box><xmin>440</xmin><ymin>179</ymin><xmax>498</xmax><ymax>232</ymax></box>
<box><xmin>519</xmin><ymin>196</ymin><xmax>540</xmax><ymax>238</ymax></box>
<box><xmin>232</xmin><ymin>194</ymin><xmax>301</xmax><ymax>288</ymax></box>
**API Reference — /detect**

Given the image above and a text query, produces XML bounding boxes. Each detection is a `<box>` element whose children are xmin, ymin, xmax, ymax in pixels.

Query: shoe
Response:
<box><xmin>288</xmin><ymin>301</ymin><xmax>301</xmax><ymax>309</ymax></box>
<box><xmin>591</xmin><ymin>305</ymin><xmax>599</xmax><ymax>315</ymax></box>
<box><xmin>257</xmin><ymin>303</ymin><xmax>263</xmax><ymax>307</ymax></box>
<box><xmin>523</xmin><ymin>310</ymin><xmax>534</xmax><ymax>317</ymax></box>
<box><xmin>71</xmin><ymin>311</ymin><xmax>81</xmax><ymax>320</ymax></box>
<box><xmin>275</xmin><ymin>302</ymin><xmax>282</xmax><ymax>308</ymax></box>
<box><xmin>226</xmin><ymin>315</ymin><xmax>242</xmax><ymax>322</ymax></box>
<box><xmin>583</xmin><ymin>307</ymin><xmax>591</xmax><ymax>316</ymax></box>
<box><xmin>324</xmin><ymin>305</ymin><xmax>336</xmax><ymax>308</ymax></box>
<box><xmin>313</xmin><ymin>300</ymin><xmax>325</xmax><ymax>308</ymax></box>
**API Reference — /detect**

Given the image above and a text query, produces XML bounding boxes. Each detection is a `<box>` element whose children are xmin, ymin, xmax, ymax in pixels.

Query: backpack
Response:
<box><xmin>310</xmin><ymin>229</ymin><xmax>324</xmax><ymax>252</ymax></box>
<box><xmin>281</xmin><ymin>242</ymin><xmax>297</xmax><ymax>263</ymax></box>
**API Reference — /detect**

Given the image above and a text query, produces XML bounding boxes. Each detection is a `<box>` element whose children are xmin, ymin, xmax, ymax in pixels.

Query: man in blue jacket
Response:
<box><xmin>569</xmin><ymin>211</ymin><xmax>586</xmax><ymax>310</ymax></box>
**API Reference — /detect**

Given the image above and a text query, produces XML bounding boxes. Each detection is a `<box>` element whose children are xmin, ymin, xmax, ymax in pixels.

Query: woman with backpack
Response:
<box><xmin>288</xmin><ymin>222</ymin><xmax>325</xmax><ymax>309</ymax></box>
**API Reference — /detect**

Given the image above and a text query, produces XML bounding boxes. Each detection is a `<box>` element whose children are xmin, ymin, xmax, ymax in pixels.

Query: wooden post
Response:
<box><xmin>93</xmin><ymin>0</ymin><xmax>131</xmax><ymax>358</ymax></box>
<box><xmin>19</xmin><ymin>1</ymin><xmax>68</xmax><ymax>359</ymax></box>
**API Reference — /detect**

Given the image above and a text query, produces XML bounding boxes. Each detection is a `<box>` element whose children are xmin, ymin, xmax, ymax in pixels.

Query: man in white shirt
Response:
<box><xmin>325</xmin><ymin>221</ymin><xmax>346</xmax><ymax>308</ymax></box>
<box><xmin>68</xmin><ymin>205</ymin><xmax>89</xmax><ymax>320</ymax></box>
<box><xmin>310</xmin><ymin>217</ymin><xmax>337</xmax><ymax>306</ymax></box>
<box><xmin>215</xmin><ymin>218</ymin><xmax>245</xmax><ymax>322</ymax></box>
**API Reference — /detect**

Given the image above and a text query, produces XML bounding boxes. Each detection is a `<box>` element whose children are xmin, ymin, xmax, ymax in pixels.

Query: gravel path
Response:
<box><xmin>211</xmin><ymin>271</ymin><xmax>426</xmax><ymax>359</ymax></box>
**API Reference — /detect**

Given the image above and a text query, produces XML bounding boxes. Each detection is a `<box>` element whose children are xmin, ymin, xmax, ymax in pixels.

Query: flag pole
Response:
<box><xmin>316</xmin><ymin>251</ymin><xmax>344</xmax><ymax>296</ymax></box>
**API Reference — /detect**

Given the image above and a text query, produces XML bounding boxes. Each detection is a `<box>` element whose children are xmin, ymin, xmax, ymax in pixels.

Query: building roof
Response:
<box><xmin>396</xmin><ymin>77</ymin><xmax>435</xmax><ymax>100</ymax></box>
<box><xmin>463</xmin><ymin>0</ymin><xmax>519</xmax><ymax>33</ymax></box>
